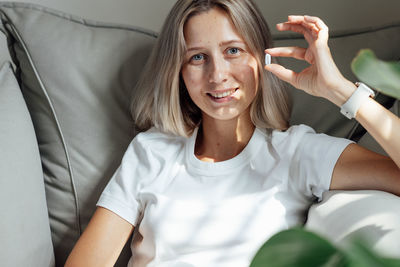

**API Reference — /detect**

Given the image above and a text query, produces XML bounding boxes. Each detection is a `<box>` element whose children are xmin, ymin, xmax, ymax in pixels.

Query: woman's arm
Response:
<box><xmin>65</xmin><ymin>207</ymin><xmax>134</xmax><ymax>267</ymax></box>
<box><xmin>330</xmin><ymin>94</ymin><xmax>400</xmax><ymax>195</ymax></box>
<box><xmin>356</xmin><ymin>94</ymin><xmax>400</xmax><ymax>168</ymax></box>
<box><xmin>265</xmin><ymin>15</ymin><xmax>400</xmax><ymax>195</ymax></box>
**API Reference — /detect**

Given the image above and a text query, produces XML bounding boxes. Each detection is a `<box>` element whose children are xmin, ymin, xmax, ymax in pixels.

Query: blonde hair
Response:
<box><xmin>131</xmin><ymin>0</ymin><xmax>291</xmax><ymax>137</ymax></box>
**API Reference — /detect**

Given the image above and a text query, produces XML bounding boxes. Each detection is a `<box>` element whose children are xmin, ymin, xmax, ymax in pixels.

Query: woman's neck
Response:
<box><xmin>195</xmin><ymin>112</ymin><xmax>255</xmax><ymax>162</ymax></box>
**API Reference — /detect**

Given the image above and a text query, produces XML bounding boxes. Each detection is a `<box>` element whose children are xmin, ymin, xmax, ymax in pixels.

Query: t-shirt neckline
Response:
<box><xmin>185</xmin><ymin>127</ymin><xmax>265</xmax><ymax>176</ymax></box>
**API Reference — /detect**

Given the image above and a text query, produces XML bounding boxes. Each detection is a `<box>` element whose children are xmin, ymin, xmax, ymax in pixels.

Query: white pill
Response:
<box><xmin>265</xmin><ymin>53</ymin><xmax>271</xmax><ymax>65</ymax></box>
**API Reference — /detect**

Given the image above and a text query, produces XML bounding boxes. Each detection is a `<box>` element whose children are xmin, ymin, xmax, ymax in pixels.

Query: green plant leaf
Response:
<box><xmin>381</xmin><ymin>257</ymin><xmax>400</xmax><ymax>267</ymax></box>
<box><xmin>351</xmin><ymin>49</ymin><xmax>400</xmax><ymax>99</ymax></box>
<box><xmin>249</xmin><ymin>228</ymin><xmax>346</xmax><ymax>267</ymax></box>
<box><xmin>344</xmin><ymin>239</ymin><xmax>392</xmax><ymax>267</ymax></box>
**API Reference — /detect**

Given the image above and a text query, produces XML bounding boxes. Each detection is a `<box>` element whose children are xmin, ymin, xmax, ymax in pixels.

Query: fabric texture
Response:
<box><xmin>0</xmin><ymin>28</ymin><xmax>11</xmax><ymax>64</ymax></box>
<box><xmin>306</xmin><ymin>190</ymin><xmax>400</xmax><ymax>258</ymax></box>
<box><xmin>0</xmin><ymin>3</ymin><xmax>156</xmax><ymax>266</ymax></box>
<box><xmin>97</xmin><ymin>124</ymin><xmax>353</xmax><ymax>267</ymax></box>
<box><xmin>0</xmin><ymin>61</ymin><xmax>55</xmax><ymax>267</ymax></box>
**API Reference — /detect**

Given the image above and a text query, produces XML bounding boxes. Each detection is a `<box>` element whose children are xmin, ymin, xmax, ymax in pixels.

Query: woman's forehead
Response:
<box><xmin>183</xmin><ymin>7</ymin><xmax>244</xmax><ymax>47</ymax></box>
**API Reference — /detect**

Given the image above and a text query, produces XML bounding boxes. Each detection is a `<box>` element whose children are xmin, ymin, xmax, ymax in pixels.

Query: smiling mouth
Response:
<box><xmin>207</xmin><ymin>88</ymin><xmax>238</xmax><ymax>99</ymax></box>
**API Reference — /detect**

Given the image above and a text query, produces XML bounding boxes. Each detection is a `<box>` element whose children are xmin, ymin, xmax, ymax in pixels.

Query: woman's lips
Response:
<box><xmin>207</xmin><ymin>88</ymin><xmax>238</xmax><ymax>102</ymax></box>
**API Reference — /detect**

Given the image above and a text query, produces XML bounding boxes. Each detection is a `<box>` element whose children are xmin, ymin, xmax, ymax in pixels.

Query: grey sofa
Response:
<box><xmin>0</xmin><ymin>1</ymin><xmax>400</xmax><ymax>267</ymax></box>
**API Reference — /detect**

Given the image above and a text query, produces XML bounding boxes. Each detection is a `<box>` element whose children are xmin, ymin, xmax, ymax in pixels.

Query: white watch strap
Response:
<box><xmin>340</xmin><ymin>82</ymin><xmax>375</xmax><ymax>119</ymax></box>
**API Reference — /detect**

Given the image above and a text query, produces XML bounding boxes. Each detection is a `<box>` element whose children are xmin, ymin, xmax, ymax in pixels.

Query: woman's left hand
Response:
<box><xmin>266</xmin><ymin>16</ymin><xmax>400</xmax><ymax>195</ymax></box>
<box><xmin>265</xmin><ymin>15</ymin><xmax>356</xmax><ymax>107</ymax></box>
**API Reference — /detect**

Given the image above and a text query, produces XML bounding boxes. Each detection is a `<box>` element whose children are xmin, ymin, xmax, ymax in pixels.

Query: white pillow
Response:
<box><xmin>306</xmin><ymin>190</ymin><xmax>400</xmax><ymax>258</ymax></box>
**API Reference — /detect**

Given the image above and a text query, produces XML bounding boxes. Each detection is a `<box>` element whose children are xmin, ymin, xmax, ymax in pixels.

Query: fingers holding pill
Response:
<box><xmin>263</xmin><ymin>63</ymin><xmax>300</xmax><ymax>88</ymax></box>
<box><xmin>265</xmin><ymin>47</ymin><xmax>307</xmax><ymax>62</ymax></box>
<box><xmin>264</xmin><ymin>15</ymin><xmax>344</xmax><ymax>100</ymax></box>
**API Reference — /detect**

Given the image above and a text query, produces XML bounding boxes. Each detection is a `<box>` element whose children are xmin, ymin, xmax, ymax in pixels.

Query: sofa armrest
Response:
<box><xmin>305</xmin><ymin>190</ymin><xmax>400</xmax><ymax>258</ymax></box>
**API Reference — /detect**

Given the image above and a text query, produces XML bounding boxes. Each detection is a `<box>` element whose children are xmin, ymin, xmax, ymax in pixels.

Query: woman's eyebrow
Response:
<box><xmin>219</xmin><ymin>40</ymin><xmax>245</xmax><ymax>46</ymax></box>
<box><xmin>186</xmin><ymin>46</ymin><xmax>205</xmax><ymax>52</ymax></box>
<box><xmin>186</xmin><ymin>40</ymin><xmax>245</xmax><ymax>52</ymax></box>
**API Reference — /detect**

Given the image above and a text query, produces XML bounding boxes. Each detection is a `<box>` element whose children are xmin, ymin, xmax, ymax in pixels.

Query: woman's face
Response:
<box><xmin>181</xmin><ymin>7</ymin><xmax>259</xmax><ymax>123</ymax></box>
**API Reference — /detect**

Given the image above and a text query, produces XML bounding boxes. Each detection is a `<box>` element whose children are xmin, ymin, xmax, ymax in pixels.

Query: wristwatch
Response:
<box><xmin>340</xmin><ymin>82</ymin><xmax>375</xmax><ymax>119</ymax></box>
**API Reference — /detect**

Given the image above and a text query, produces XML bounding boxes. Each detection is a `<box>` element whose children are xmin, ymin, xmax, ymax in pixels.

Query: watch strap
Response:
<box><xmin>340</xmin><ymin>82</ymin><xmax>375</xmax><ymax>119</ymax></box>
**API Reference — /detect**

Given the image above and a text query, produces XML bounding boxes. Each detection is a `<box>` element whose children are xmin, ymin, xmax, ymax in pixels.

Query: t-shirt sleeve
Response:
<box><xmin>96</xmin><ymin>135</ymin><xmax>151</xmax><ymax>226</ymax></box>
<box><xmin>289</xmin><ymin>125</ymin><xmax>354</xmax><ymax>201</ymax></box>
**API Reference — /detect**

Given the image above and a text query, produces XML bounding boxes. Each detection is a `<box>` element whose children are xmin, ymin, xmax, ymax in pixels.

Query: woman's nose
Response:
<box><xmin>208</xmin><ymin>56</ymin><xmax>229</xmax><ymax>84</ymax></box>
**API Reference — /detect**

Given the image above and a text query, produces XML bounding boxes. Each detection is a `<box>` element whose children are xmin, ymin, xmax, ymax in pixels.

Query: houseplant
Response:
<box><xmin>351</xmin><ymin>49</ymin><xmax>400</xmax><ymax>99</ymax></box>
<box><xmin>250</xmin><ymin>227</ymin><xmax>400</xmax><ymax>267</ymax></box>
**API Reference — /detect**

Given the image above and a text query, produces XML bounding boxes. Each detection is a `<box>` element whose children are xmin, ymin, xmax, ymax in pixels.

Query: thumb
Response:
<box><xmin>264</xmin><ymin>64</ymin><xmax>298</xmax><ymax>87</ymax></box>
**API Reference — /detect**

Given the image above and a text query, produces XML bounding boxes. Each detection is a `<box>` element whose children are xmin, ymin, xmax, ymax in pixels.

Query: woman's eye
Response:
<box><xmin>191</xmin><ymin>54</ymin><xmax>205</xmax><ymax>61</ymax></box>
<box><xmin>227</xmin><ymin>47</ymin><xmax>240</xmax><ymax>55</ymax></box>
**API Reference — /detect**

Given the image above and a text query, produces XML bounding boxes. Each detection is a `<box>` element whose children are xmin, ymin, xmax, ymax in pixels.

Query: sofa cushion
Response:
<box><xmin>305</xmin><ymin>190</ymin><xmax>400</xmax><ymax>258</ymax></box>
<box><xmin>0</xmin><ymin>27</ymin><xmax>11</xmax><ymax>64</ymax></box>
<box><xmin>0</xmin><ymin>61</ymin><xmax>55</xmax><ymax>267</ymax></box>
<box><xmin>0</xmin><ymin>3</ymin><xmax>156</xmax><ymax>266</ymax></box>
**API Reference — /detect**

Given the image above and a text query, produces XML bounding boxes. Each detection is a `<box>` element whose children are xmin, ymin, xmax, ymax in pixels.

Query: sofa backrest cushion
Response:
<box><xmin>0</xmin><ymin>28</ymin><xmax>11</xmax><ymax>64</ymax></box>
<box><xmin>0</xmin><ymin>61</ymin><xmax>55</xmax><ymax>267</ymax></box>
<box><xmin>0</xmin><ymin>3</ymin><xmax>156</xmax><ymax>266</ymax></box>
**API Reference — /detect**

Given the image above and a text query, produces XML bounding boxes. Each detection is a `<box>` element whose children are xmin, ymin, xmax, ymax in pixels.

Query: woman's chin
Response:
<box><xmin>201</xmin><ymin>109</ymin><xmax>248</xmax><ymax>123</ymax></box>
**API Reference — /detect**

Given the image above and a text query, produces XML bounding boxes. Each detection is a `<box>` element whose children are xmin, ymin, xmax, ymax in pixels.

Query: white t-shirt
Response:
<box><xmin>97</xmin><ymin>124</ymin><xmax>353</xmax><ymax>267</ymax></box>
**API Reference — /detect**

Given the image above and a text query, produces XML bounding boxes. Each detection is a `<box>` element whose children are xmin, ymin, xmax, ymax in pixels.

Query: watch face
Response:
<box><xmin>357</xmin><ymin>82</ymin><xmax>375</xmax><ymax>98</ymax></box>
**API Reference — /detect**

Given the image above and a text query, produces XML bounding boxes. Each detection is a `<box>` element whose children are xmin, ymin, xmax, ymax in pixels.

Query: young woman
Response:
<box><xmin>65</xmin><ymin>0</ymin><xmax>400</xmax><ymax>266</ymax></box>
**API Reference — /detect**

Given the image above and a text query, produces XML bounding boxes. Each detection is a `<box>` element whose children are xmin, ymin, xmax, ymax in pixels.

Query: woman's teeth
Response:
<box><xmin>209</xmin><ymin>89</ymin><xmax>236</xmax><ymax>99</ymax></box>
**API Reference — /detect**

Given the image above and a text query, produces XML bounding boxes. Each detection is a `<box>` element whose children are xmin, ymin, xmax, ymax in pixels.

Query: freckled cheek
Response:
<box><xmin>233</xmin><ymin>63</ymin><xmax>259</xmax><ymax>90</ymax></box>
<box><xmin>181</xmin><ymin>67</ymin><xmax>205</xmax><ymax>92</ymax></box>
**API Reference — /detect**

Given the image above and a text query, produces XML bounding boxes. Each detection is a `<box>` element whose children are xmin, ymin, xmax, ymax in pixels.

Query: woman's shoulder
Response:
<box><xmin>282</xmin><ymin>124</ymin><xmax>316</xmax><ymax>134</ymax></box>
<box><xmin>269</xmin><ymin>124</ymin><xmax>316</xmax><ymax>143</ymax></box>
<box><xmin>267</xmin><ymin>124</ymin><xmax>335</xmax><ymax>152</ymax></box>
<box><xmin>268</xmin><ymin>124</ymin><xmax>352</xmax><ymax>153</ymax></box>
<box><xmin>134</xmin><ymin>127</ymin><xmax>186</xmax><ymax>141</ymax></box>
<box><xmin>130</xmin><ymin>127</ymin><xmax>187</xmax><ymax>154</ymax></box>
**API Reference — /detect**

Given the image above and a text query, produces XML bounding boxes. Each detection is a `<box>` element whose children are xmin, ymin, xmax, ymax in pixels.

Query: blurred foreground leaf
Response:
<box><xmin>249</xmin><ymin>228</ymin><xmax>346</xmax><ymax>267</ymax></box>
<box><xmin>345</xmin><ymin>239</ymin><xmax>391</xmax><ymax>267</ymax></box>
<box><xmin>250</xmin><ymin>228</ymin><xmax>400</xmax><ymax>267</ymax></box>
<box><xmin>351</xmin><ymin>49</ymin><xmax>400</xmax><ymax>99</ymax></box>
<box><xmin>345</xmin><ymin>239</ymin><xmax>400</xmax><ymax>267</ymax></box>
